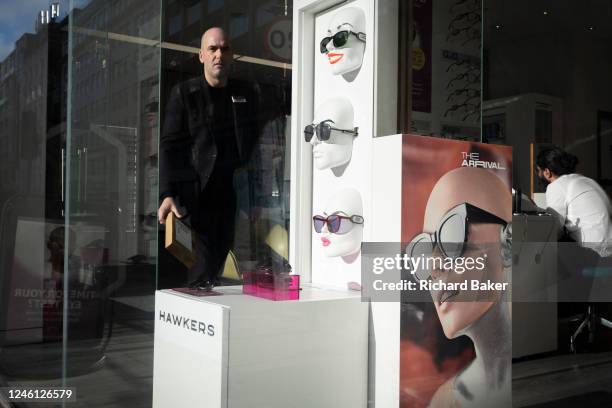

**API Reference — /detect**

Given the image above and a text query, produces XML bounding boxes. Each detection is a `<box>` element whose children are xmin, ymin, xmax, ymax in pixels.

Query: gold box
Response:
<box><xmin>165</xmin><ymin>212</ymin><xmax>195</xmax><ymax>268</ymax></box>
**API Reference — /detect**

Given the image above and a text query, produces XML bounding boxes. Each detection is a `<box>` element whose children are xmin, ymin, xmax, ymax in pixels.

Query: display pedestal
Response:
<box><xmin>153</xmin><ymin>286</ymin><xmax>368</xmax><ymax>408</ymax></box>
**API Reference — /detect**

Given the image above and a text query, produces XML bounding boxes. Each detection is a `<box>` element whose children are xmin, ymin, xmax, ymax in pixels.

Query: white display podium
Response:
<box><xmin>153</xmin><ymin>285</ymin><xmax>369</xmax><ymax>408</ymax></box>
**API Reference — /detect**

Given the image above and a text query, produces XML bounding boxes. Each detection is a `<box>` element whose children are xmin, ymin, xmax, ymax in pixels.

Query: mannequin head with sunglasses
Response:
<box><xmin>313</xmin><ymin>188</ymin><xmax>364</xmax><ymax>258</ymax></box>
<box><xmin>422</xmin><ymin>167</ymin><xmax>512</xmax><ymax>406</ymax></box>
<box><xmin>321</xmin><ymin>7</ymin><xmax>366</xmax><ymax>76</ymax></box>
<box><xmin>308</xmin><ymin>97</ymin><xmax>357</xmax><ymax>172</ymax></box>
<box><xmin>421</xmin><ymin>166</ymin><xmax>511</xmax><ymax>339</ymax></box>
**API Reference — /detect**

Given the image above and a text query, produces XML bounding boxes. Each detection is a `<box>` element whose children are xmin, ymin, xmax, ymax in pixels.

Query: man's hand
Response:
<box><xmin>158</xmin><ymin>197</ymin><xmax>183</xmax><ymax>224</ymax></box>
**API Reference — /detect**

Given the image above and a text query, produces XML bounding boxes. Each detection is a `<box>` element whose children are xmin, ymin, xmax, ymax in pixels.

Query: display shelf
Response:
<box><xmin>153</xmin><ymin>285</ymin><xmax>368</xmax><ymax>408</ymax></box>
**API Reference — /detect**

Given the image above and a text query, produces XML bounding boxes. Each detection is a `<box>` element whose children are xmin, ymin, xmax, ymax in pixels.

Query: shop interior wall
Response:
<box><xmin>485</xmin><ymin>21</ymin><xmax>612</xmax><ymax>181</ymax></box>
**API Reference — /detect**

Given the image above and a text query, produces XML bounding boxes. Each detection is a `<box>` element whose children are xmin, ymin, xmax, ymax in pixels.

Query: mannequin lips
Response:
<box><xmin>321</xmin><ymin>237</ymin><xmax>331</xmax><ymax>247</ymax></box>
<box><xmin>327</xmin><ymin>52</ymin><xmax>344</xmax><ymax>64</ymax></box>
<box><xmin>437</xmin><ymin>289</ymin><xmax>459</xmax><ymax>308</ymax></box>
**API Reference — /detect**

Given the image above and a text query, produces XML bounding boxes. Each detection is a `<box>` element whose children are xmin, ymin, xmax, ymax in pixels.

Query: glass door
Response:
<box><xmin>63</xmin><ymin>0</ymin><xmax>161</xmax><ymax>405</ymax></box>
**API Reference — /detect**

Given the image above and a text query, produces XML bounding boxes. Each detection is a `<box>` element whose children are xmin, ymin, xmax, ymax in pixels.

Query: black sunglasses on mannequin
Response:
<box><xmin>320</xmin><ymin>30</ymin><xmax>366</xmax><ymax>53</ymax></box>
<box><xmin>304</xmin><ymin>120</ymin><xmax>358</xmax><ymax>142</ymax></box>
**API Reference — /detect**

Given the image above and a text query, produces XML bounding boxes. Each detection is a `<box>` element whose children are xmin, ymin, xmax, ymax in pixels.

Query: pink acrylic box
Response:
<box><xmin>242</xmin><ymin>270</ymin><xmax>300</xmax><ymax>301</ymax></box>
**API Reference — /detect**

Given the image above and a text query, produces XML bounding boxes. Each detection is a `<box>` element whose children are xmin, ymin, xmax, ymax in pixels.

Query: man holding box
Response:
<box><xmin>158</xmin><ymin>27</ymin><xmax>259</xmax><ymax>287</ymax></box>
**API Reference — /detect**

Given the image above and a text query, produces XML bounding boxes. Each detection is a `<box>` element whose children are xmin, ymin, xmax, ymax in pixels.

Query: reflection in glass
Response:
<box><xmin>159</xmin><ymin>1</ymin><xmax>292</xmax><ymax>292</ymax></box>
<box><xmin>0</xmin><ymin>0</ymin><xmax>292</xmax><ymax>405</ymax></box>
<box><xmin>65</xmin><ymin>0</ymin><xmax>161</xmax><ymax>403</ymax></box>
<box><xmin>0</xmin><ymin>0</ymin><xmax>160</xmax><ymax>405</ymax></box>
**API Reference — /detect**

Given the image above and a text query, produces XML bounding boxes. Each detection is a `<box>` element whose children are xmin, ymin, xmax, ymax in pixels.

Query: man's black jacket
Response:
<box><xmin>159</xmin><ymin>76</ymin><xmax>259</xmax><ymax>201</ymax></box>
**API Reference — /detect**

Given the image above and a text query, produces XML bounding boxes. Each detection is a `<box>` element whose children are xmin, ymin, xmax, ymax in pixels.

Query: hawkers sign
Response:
<box><xmin>153</xmin><ymin>291</ymin><xmax>228</xmax><ymax>408</ymax></box>
<box><xmin>158</xmin><ymin>310</ymin><xmax>215</xmax><ymax>336</ymax></box>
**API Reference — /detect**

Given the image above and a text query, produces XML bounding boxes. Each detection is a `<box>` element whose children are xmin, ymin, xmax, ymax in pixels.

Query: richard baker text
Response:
<box><xmin>372</xmin><ymin>279</ymin><xmax>509</xmax><ymax>291</ymax></box>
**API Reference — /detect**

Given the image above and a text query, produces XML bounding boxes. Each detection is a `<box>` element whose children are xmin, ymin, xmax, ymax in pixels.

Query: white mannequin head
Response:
<box><xmin>323</xmin><ymin>7</ymin><xmax>366</xmax><ymax>76</ymax></box>
<box><xmin>315</xmin><ymin>188</ymin><xmax>364</xmax><ymax>257</ymax></box>
<box><xmin>310</xmin><ymin>97</ymin><xmax>356</xmax><ymax>171</ymax></box>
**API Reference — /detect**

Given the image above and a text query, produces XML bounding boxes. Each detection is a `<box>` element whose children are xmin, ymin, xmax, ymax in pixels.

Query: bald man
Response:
<box><xmin>158</xmin><ymin>28</ymin><xmax>260</xmax><ymax>287</ymax></box>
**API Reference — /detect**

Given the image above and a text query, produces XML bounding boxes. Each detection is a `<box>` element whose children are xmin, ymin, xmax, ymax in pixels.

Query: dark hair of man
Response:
<box><xmin>536</xmin><ymin>146</ymin><xmax>579</xmax><ymax>176</ymax></box>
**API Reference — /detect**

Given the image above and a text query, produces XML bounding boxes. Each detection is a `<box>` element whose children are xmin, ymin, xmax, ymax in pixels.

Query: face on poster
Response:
<box><xmin>400</xmin><ymin>135</ymin><xmax>512</xmax><ymax>407</ymax></box>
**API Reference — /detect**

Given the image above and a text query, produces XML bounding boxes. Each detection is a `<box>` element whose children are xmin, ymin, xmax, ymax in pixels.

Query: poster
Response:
<box><xmin>400</xmin><ymin>135</ymin><xmax>512</xmax><ymax>407</ymax></box>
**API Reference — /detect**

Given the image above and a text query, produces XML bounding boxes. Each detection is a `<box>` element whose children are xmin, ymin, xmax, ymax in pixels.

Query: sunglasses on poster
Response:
<box><xmin>313</xmin><ymin>213</ymin><xmax>364</xmax><ymax>234</ymax></box>
<box><xmin>405</xmin><ymin>202</ymin><xmax>507</xmax><ymax>282</ymax></box>
<box><xmin>319</xmin><ymin>30</ymin><xmax>366</xmax><ymax>54</ymax></box>
<box><xmin>304</xmin><ymin>120</ymin><xmax>359</xmax><ymax>143</ymax></box>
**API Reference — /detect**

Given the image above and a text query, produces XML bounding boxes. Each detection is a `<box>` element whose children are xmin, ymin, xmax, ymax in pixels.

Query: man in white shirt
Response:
<box><xmin>537</xmin><ymin>147</ymin><xmax>612</xmax><ymax>257</ymax></box>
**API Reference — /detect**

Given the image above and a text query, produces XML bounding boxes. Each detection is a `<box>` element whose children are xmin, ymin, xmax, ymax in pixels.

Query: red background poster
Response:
<box><xmin>399</xmin><ymin>135</ymin><xmax>512</xmax><ymax>407</ymax></box>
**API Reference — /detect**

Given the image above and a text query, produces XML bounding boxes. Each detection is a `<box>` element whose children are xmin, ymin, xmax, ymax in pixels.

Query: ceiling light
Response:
<box><xmin>495</xmin><ymin>24</ymin><xmax>502</xmax><ymax>30</ymax></box>
<box><xmin>543</xmin><ymin>10</ymin><xmax>549</xmax><ymax>15</ymax></box>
